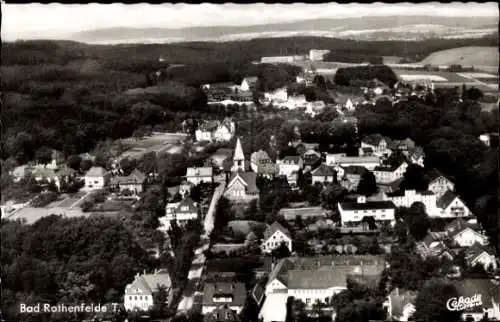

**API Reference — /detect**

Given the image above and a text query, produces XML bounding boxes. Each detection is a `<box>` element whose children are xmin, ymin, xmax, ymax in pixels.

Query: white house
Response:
<box><xmin>264</xmin><ymin>87</ymin><xmax>288</xmax><ymax>104</ymax></box>
<box><xmin>278</xmin><ymin>156</ymin><xmax>303</xmax><ymax>185</ymax></box>
<box><xmin>465</xmin><ymin>244</ymin><xmax>498</xmax><ymax>271</ymax></box>
<box><xmin>326</xmin><ymin>153</ymin><xmax>380</xmax><ymax>171</ymax></box>
<box><xmin>434</xmin><ymin>190</ymin><xmax>473</xmax><ymax>218</ymax></box>
<box><xmin>448</xmin><ymin>226</ymin><xmax>489</xmax><ymax>248</ymax></box>
<box><xmin>383</xmin><ymin>288</ymin><xmax>417</xmax><ymax>322</ymax></box>
<box><xmin>159</xmin><ymin>197</ymin><xmax>199</xmax><ymax>231</ymax></box>
<box><xmin>214</xmin><ymin>118</ymin><xmax>236</xmax><ymax>142</ymax></box>
<box><xmin>124</xmin><ymin>270</ymin><xmax>172</xmax><ymax>311</ymax></box>
<box><xmin>338</xmin><ymin>196</ymin><xmax>396</xmax><ymax>227</ymax></box>
<box><xmin>309</xmin><ymin>49</ymin><xmax>330</xmax><ymax>61</ymax></box>
<box><xmin>186</xmin><ymin>167</ymin><xmax>213</xmax><ymax>186</ymax></box>
<box><xmin>373</xmin><ymin>161</ymin><xmax>408</xmax><ymax>184</ymax></box>
<box><xmin>361</xmin><ymin>135</ymin><xmax>392</xmax><ymax>157</ymax></box>
<box><xmin>240</xmin><ymin>76</ymin><xmax>258</xmax><ymax>92</ymax></box>
<box><xmin>250</xmin><ymin>150</ymin><xmax>276</xmax><ymax>178</ymax></box>
<box><xmin>427</xmin><ymin>169</ymin><xmax>455</xmax><ymax>198</ymax></box>
<box><xmin>311</xmin><ymin>164</ymin><xmax>336</xmax><ymax>185</ymax></box>
<box><xmin>261</xmin><ymin>221</ymin><xmax>292</xmax><ymax>254</ymax></box>
<box><xmin>195</xmin><ymin>120</ymin><xmax>218</xmax><ymax>142</ymax></box>
<box><xmin>31</xmin><ymin>167</ymin><xmax>61</xmax><ymax>189</ymax></box>
<box><xmin>305</xmin><ymin>101</ymin><xmax>326</xmax><ymax>117</ymax></box>
<box><xmin>386</xmin><ymin>189</ymin><xmax>437</xmax><ymax>215</ymax></box>
<box><xmin>284</xmin><ymin>94</ymin><xmax>308</xmax><ymax>110</ymax></box>
<box><xmin>84</xmin><ymin>166</ymin><xmax>106</xmax><ymax>190</ymax></box>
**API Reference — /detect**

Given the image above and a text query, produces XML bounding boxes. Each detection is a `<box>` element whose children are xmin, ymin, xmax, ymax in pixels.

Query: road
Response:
<box><xmin>176</xmin><ymin>181</ymin><xmax>225</xmax><ymax>315</ymax></box>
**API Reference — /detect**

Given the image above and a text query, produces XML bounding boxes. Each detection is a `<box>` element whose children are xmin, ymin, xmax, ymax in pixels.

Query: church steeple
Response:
<box><xmin>232</xmin><ymin>137</ymin><xmax>245</xmax><ymax>172</ymax></box>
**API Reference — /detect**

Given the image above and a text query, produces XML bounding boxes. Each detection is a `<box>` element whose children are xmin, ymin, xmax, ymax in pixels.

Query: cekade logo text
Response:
<box><xmin>20</xmin><ymin>303</ymin><xmax>113</xmax><ymax>313</ymax></box>
<box><xmin>446</xmin><ymin>294</ymin><xmax>483</xmax><ymax>311</ymax></box>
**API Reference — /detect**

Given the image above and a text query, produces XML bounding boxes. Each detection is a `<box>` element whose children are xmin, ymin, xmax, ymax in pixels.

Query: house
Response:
<box><xmin>124</xmin><ymin>270</ymin><xmax>172</xmax><ymax>311</ymax></box>
<box><xmin>224</xmin><ymin>172</ymin><xmax>259</xmax><ymax>203</ymax></box>
<box><xmin>427</xmin><ymin>169</ymin><xmax>455</xmax><ymax>199</ymax></box>
<box><xmin>448</xmin><ymin>279</ymin><xmax>500</xmax><ymax>321</ymax></box>
<box><xmin>279</xmin><ymin>206</ymin><xmax>327</xmax><ymax>221</ymax></box>
<box><xmin>446</xmin><ymin>219</ymin><xmax>489</xmax><ymax>247</ymax></box>
<box><xmin>285</xmin><ymin>94</ymin><xmax>308</xmax><ymax>109</ymax></box>
<box><xmin>330</xmin><ymin>164</ymin><xmax>345</xmax><ymax>182</ymax></box>
<box><xmin>361</xmin><ymin>134</ymin><xmax>392</xmax><ymax>157</ymax></box>
<box><xmin>202</xmin><ymin>282</ymin><xmax>247</xmax><ymax>315</ymax></box>
<box><xmin>84</xmin><ymin>166</ymin><xmax>107</xmax><ymax>190</ymax></box>
<box><xmin>261</xmin><ymin>221</ymin><xmax>292</xmax><ymax>254</ymax></box>
<box><xmin>34</xmin><ymin>149</ymin><xmax>62</xmax><ymax>170</ymax></box>
<box><xmin>278</xmin><ymin>156</ymin><xmax>303</xmax><ymax>185</ymax></box>
<box><xmin>337</xmin><ymin>196</ymin><xmax>396</xmax><ymax>228</ymax></box>
<box><xmin>240</xmin><ymin>76</ymin><xmax>258</xmax><ymax>92</ymax></box>
<box><xmin>196</xmin><ymin>120</ymin><xmax>219</xmax><ymax>142</ymax></box>
<box><xmin>159</xmin><ymin>197</ymin><xmax>199</xmax><ymax>230</ymax></box>
<box><xmin>186</xmin><ymin>167</ymin><xmax>214</xmax><ymax>186</ymax></box>
<box><xmin>231</xmin><ymin>138</ymin><xmax>248</xmax><ymax>173</ymax></box>
<box><xmin>465</xmin><ymin>244</ymin><xmax>498</xmax><ymax>271</ymax></box>
<box><xmin>340</xmin><ymin>166</ymin><xmax>366</xmax><ymax>191</ymax></box>
<box><xmin>9</xmin><ymin>164</ymin><xmax>29</xmax><ymax>182</ymax></box>
<box><xmin>179</xmin><ymin>180</ymin><xmax>194</xmax><ymax>198</ymax></box>
<box><xmin>383</xmin><ymin>288</ymin><xmax>417</xmax><ymax>322</ymax></box>
<box><xmin>110</xmin><ymin>169</ymin><xmax>146</xmax><ymax>195</ymax></box>
<box><xmin>264</xmin><ymin>87</ymin><xmax>288</xmax><ymax>104</ymax></box>
<box><xmin>309</xmin><ymin>49</ymin><xmax>330</xmax><ymax>61</ymax></box>
<box><xmin>415</xmin><ymin>232</ymin><xmax>454</xmax><ymax>260</ymax></box>
<box><xmin>301</xmin><ymin>149</ymin><xmax>322</xmax><ymax>170</ymax></box>
<box><xmin>435</xmin><ymin>190</ymin><xmax>473</xmax><ymax>218</ymax></box>
<box><xmin>326</xmin><ymin>153</ymin><xmax>380</xmax><ymax>170</ymax></box>
<box><xmin>373</xmin><ymin>161</ymin><xmax>408</xmax><ymax>184</ymax></box>
<box><xmin>305</xmin><ymin>100</ymin><xmax>326</xmax><ymax>117</ymax></box>
<box><xmin>386</xmin><ymin>189</ymin><xmax>437</xmax><ymax>215</ymax></box>
<box><xmin>204</xmin><ymin>304</ymin><xmax>241</xmax><ymax>322</ymax></box>
<box><xmin>214</xmin><ymin>118</ymin><xmax>236</xmax><ymax>142</ymax></box>
<box><xmin>31</xmin><ymin>167</ymin><xmax>60</xmax><ymax>189</ymax></box>
<box><xmin>259</xmin><ymin>255</ymin><xmax>385</xmax><ymax>322</ymax></box>
<box><xmin>250</xmin><ymin>150</ymin><xmax>276</xmax><ymax>178</ymax></box>
<box><xmin>311</xmin><ymin>164</ymin><xmax>336</xmax><ymax>185</ymax></box>
<box><xmin>378</xmin><ymin>177</ymin><xmax>404</xmax><ymax>194</ymax></box>
<box><xmin>390</xmin><ymin>138</ymin><xmax>416</xmax><ymax>154</ymax></box>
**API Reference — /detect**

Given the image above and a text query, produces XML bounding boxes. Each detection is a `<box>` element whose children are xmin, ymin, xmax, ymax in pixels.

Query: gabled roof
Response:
<box><xmin>199</xmin><ymin>120</ymin><xmax>219</xmax><ymax>132</ymax></box>
<box><xmin>263</xmin><ymin>221</ymin><xmax>292</xmax><ymax>241</ymax></box>
<box><xmin>204</xmin><ymin>305</ymin><xmax>240</xmax><ymax>322</ymax></box>
<box><xmin>228</xmin><ymin>172</ymin><xmax>259</xmax><ymax>194</ymax></box>
<box><xmin>436</xmin><ymin>190</ymin><xmax>459</xmax><ymax>209</ymax></box>
<box><xmin>85</xmin><ymin>166</ymin><xmax>106</xmax><ymax>177</ymax></box>
<box><xmin>250</xmin><ymin>149</ymin><xmax>272</xmax><ymax>164</ymax></box>
<box><xmin>202</xmin><ymin>282</ymin><xmax>247</xmax><ymax>307</ymax></box>
<box><xmin>426</xmin><ymin>168</ymin><xmax>453</xmax><ymax>185</ymax></box>
<box><xmin>125</xmin><ymin>271</ymin><xmax>172</xmax><ymax>295</ymax></box>
<box><xmin>176</xmin><ymin>197</ymin><xmax>199</xmax><ymax>213</ymax></box>
<box><xmin>186</xmin><ymin>167</ymin><xmax>213</xmax><ymax>177</ymax></box>
<box><xmin>362</xmin><ymin>134</ymin><xmax>390</xmax><ymax>147</ymax></box>
<box><xmin>465</xmin><ymin>243</ymin><xmax>496</xmax><ymax>262</ymax></box>
<box><xmin>409</xmin><ymin>146</ymin><xmax>425</xmax><ymax>159</ymax></box>
<box><xmin>311</xmin><ymin>164</ymin><xmax>335</xmax><ymax>177</ymax></box>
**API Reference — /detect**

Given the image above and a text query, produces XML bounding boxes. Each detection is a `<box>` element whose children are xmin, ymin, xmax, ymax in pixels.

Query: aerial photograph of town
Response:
<box><xmin>1</xmin><ymin>2</ymin><xmax>499</xmax><ymax>322</ymax></box>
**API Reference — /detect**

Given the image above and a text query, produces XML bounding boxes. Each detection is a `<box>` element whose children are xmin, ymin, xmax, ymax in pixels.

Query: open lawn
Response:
<box><xmin>420</xmin><ymin>46</ymin><xmax>499</xmax><ymax>68</ymax></box>
<box><xmin>118</xmin><ymin>132</ymin><xmax>188</xmax><ymax>160</ymax></box>
<box><xmin>7</xmin><ymin>207</ymin><xmax>88</xmax><ymax>224</ymax></box>
<box><xmin>393</xmin><ymin>69</ymin><xmax>472</xmax><ymax>83</ymax></box>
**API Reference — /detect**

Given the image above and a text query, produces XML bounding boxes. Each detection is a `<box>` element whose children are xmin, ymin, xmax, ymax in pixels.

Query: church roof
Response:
<box><xmin>234</xmin><ymin>137</ymin><xmax>245</xmax><ymax>161</ymax></box>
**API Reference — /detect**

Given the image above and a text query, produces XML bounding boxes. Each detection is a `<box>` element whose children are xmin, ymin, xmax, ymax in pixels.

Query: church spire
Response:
<box><xmin>232</xmin><ymin>137</ymin><xmax>245</xmax><ymax>172</ymax></box>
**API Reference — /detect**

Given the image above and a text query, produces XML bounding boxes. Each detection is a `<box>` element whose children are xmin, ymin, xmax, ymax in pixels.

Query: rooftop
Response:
<box><xmin>263</xmin><ymin>221</ymin><xmax>292</xmax><ymax>240</ymax></box>
<box><xmin>85</xmin><ymin>166</ymin><xmax>106</xmax><ymax>177</ymax></box>
<box><xmin>202</xmin><ymin>282</ymin><xmax>247</xmax><ymax>308</ymax></box>
<box><xmin>339</xmin><ymin>200</ymin><xmax>396</xmax><ymax>211</ymax></box>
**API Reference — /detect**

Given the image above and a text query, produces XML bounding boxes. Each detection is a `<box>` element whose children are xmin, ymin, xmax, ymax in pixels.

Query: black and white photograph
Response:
<box><xmin>1</xmin><ymin>2</ymin><xmax>499</xmax><ymax>322</ymax></box>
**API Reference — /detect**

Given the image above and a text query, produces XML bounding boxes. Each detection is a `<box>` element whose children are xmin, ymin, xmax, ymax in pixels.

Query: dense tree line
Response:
<box><xmin>1</xmin><ymin>216</ymin><xmax>154</xmax><ymax>322</ymax></box>
<box><xmin>334</xmin><ymin>65</ymin><xmax>399</xmax><ymax>87</ymax></box>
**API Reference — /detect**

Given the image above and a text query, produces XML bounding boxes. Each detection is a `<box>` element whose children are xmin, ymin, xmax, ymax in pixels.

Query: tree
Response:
<box><xmin>35</xmin><ymin>146</ymin><xmax>53</xmax><ymax>165</ymax></box>
<box><xmin>413</xmin><ymin>279</ymin><xmax>461</xmax><ymax>322</ymax></box>
<box><xmin>396</xmin><ymin>204</ymin><xmax>430</xmax><ymax>241</ymax></box>
<box><xmin>67</xmin><ymin>155</ymin><xmax>82</xmax><ymax>171</ymax></box>
<box><xmin>321</xmin><ymin>184</ymin><xmax>347</xmax><ymax>210</ymax></box>
<box><xmin>79</xmin><ymin>159</ymin><xmax>93</xmax><ymax>173</ymax></box>
<box><xmin>271</xmin><ymin>241</ymin><xmax>291</xmax><ymax>259</ymax></box>
<box><xmin>151</xmin><ymin>285</ymin><xmax>168</xmax><ymax>318</ymax></box>
<box><xmin>401</xmin><ymin>164</ymin><xmax>428</xmax><ymax>191</ymax></box>
<box><xmin>357</xmin><ymin>170</ymin><xmax>378</xmax><ymax>196</ymax></box>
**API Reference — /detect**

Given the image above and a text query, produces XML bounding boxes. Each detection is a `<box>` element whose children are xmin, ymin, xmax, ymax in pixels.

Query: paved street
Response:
<box><xmin>176</xmin><ymin>181</ymin><xmax>225</xmax><ymax>315</ymax></box>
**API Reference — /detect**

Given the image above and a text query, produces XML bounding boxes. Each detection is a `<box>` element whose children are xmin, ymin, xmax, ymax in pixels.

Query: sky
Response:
<box><xmin>2</xmin><ymin>2</ymin><xmax>498</xmax><ymax>40</ymax></box>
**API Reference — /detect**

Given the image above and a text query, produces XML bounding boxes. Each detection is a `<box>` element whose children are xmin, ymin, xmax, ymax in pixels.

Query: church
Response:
<box><xmin>223</xmin><ymin>137</ymin><xmax>260</xmax><ymax>202</ymax></box>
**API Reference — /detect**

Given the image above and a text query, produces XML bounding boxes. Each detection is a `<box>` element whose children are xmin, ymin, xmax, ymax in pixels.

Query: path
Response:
<box><xmin>176</xmin><ymin>181</ymin><xmax>225</xmax><ymax>315</ymax></box>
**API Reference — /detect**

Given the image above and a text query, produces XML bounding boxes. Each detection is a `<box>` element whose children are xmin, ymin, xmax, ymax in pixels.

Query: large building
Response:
<box><xmin>124</xmin><ymin>270</ymin><xmax>172</xmax><ymax>311</ymax></box>
<box><xmin>338</xmin><ymin>196</ymin><xmax>396</xmax><ymax>228</ymax></box>
<box><xmin>259</xmin><ymin>255</ymin><xmax>385</xmax><ymax>322</ymax></box>
<box><xmin>326</xmin><ymin>153</ymin><xmax>381</xmax><ymax>171</ymax></box>
<box><xmin>309</xmin><ymin>49</ymin><xmax>331</xmax><ymax>61</ymax></box>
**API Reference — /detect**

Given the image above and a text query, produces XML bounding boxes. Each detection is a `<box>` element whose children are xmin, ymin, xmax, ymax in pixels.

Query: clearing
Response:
<box><xmin>420</xmin><ymin>46</ymin><xmax>499</xmax><ymax>69</ymax></box>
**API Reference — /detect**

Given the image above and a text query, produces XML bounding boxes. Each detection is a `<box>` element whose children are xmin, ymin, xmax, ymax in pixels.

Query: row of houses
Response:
<box><xmin>195</xmin><ymin>117</ymin><xmax>236</xmax><ymax>143</ymax></box>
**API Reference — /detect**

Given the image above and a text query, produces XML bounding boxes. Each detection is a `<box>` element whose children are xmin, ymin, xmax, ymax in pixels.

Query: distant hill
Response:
<box><xmin>420</xmin><ymin>46</ymin><xmax>499</xmax><ymax>67</ymax></box>
<box><xmin>72</xmin><ymin>15</ymin><xmax>499</xmax><ymax>44</ymax></box>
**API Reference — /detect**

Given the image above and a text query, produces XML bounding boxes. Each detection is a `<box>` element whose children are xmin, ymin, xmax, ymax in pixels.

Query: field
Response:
<box><xmin>118</xmin><ymin>132</ymin><xmax>188</xmax><ymax>160</ymax></box>
<box><xmin>7</xmin><ymin>207</ymin><xmax>89</xmax><ymax>224</ymax></box>
<box><xmin>420</xmin><ymin>46</ymin><xmax>499</xmax><ymax>68</ymax></box>
<box><xmin>393</xmin><ymin>69</ymin><xmax>473</xmax><ymax>83</ymax></box>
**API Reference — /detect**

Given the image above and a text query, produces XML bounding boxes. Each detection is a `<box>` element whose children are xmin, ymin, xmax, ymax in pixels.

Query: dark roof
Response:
<box><xmin>176</xmin><ymin>197</ymin><xmax>199</xmax><ymax>214</ymax></box>
<box><xmin>202</xmin><ymin>282</ymin><xmax>247</xmax><ymax>308</ymax></box>
<box><xmin>426</xmin><ymin>168</ymin><xmax>448</xmax><ymax>183</ymax></box>
<box><xmin>436</xmin><ymin>190</ymin><xmax>458</xmax><ymax>209</ymax></box>
<box><xmin>339</xmin><ymin>200</ymin><xmax>396</xmax><ymax>211</ymax></box>
<box><xmin>311</xmin><ymin>164</ymin><xmax>335</xmax><ymax>177</ymax></box>
<box><xmin>282</xmin><ymin>156</ymin><xmax>301</xmax><ymax>165</ymax></box>
<box><xmin>343</xmin><ymin>165</ymin><xmax>367</xmax><ymax>175</ymax></box>
<box><xmin>362</xmin><ymin>134</ymin><xmax>389</xmax><ymax>146</ymax></box>
<box><xmin>112</xmin><ymin>169</ymin><xmax>146</xmax><ymax>185</ymax></box>
<box><xmin>228</xmin><ymin>172</ymin><xmax>259</xmax><ymax>194</ymax></box>
<box><xmin>263</xmin><ymin>221</ymin><xmax>292</xmax><ymax>240</ymax></box>
<box><xmin>373</xmin><ymin>160</ymin><xmax>407</xmax><ymax>172</ymax></box>
<box><xmin>445</xmin><ymin>218</ymin><xmax>481</xmax><ymax>236</ymax></box>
